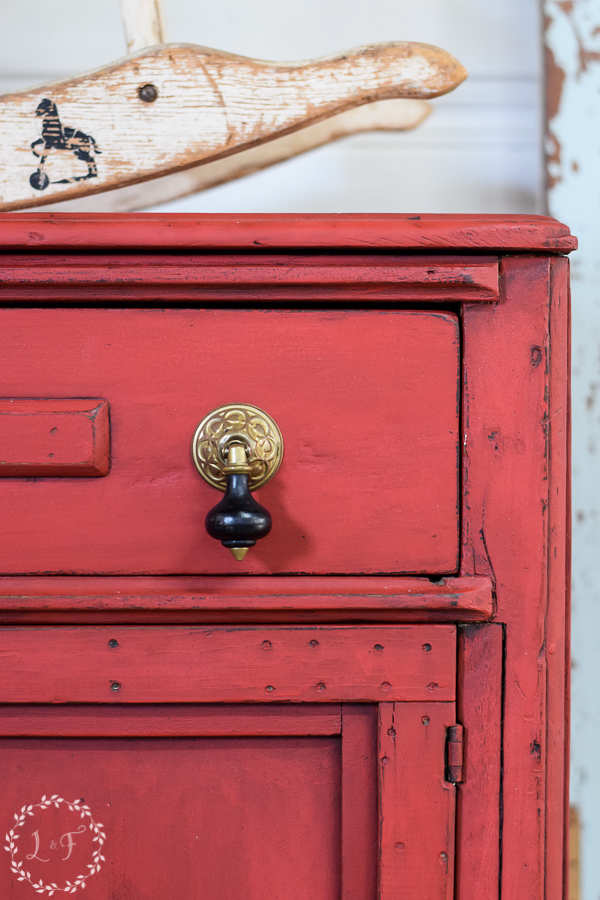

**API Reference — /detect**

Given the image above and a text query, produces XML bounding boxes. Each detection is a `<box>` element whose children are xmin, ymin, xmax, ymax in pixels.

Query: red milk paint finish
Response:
<box><xmin>341</xmin><ymin>705</ymin><xmax>378</xmax><ymax>900</ymax></box>
<box><xmin>456</xmin><ymin>624</ymin><xmax>503</xmax><ymax>900</ymax></box>
<box><xmin>0</xmin><ymin>734</ymin><xmax>343</xmax><ymax>900</ymax></box>
<box><xmin>0</xmin><ymin>213</ymin><xmax>573</xmax><ymax>900</ymax></box>
<box><xmin>0</xmin><ymin>398</ymin><xmax>109</xmax><ymax>476</ymax></box>
<box><xmin>461</xmin><ymin>255</ymin><xmax>570</xmax><ymax>900</ymax></box>
<box><xmin>0</xmin><ymin>704</ymin><xmax>343</xmax><ymax>737</ymax></box>
<box><xmin>0</xmin><ymin>702</ymin><xmax>436</xmax><ymax>900</ymax></box>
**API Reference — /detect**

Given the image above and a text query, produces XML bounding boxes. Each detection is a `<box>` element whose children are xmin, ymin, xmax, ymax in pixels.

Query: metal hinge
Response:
<box><xmin>446</xmin><ymin>724</ymin><xmax>464</xmax><ymax>784</ymax></box>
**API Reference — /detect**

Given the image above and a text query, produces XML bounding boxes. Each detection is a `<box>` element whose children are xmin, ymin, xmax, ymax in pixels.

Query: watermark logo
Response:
<box><xmin>5</xmin><ymin>796</ymin><xmax>105</xmax><ymax>894</ymax></box>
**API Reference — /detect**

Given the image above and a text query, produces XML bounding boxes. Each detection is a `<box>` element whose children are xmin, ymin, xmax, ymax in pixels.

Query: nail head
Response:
<box><xmin>138</xmin><ymin>83</ymin><xmax>158</xmax><ymax>102</ymax></box>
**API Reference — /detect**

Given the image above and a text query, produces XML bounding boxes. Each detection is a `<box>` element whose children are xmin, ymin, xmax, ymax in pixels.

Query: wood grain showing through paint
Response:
<box><xmin>461</xmin><ymin>256</ymin><xmax>570</xmax><ymax>900</ymax></box>
<box><xmin>456</xmin><ymin>624</ymin><xmax>502</xmax><ymax>900</ymax></box>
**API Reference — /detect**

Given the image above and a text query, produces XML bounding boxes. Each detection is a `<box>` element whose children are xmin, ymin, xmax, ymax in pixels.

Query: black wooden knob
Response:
<box><xmin>205</xmin><ymin>472</ymin><xmax>272</xmax><ymax>560</ymax></box>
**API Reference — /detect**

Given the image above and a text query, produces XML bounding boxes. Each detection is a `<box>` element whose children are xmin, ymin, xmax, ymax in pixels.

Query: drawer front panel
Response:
<box><xmin>0</xmin><ymin>309</ymin><xmax>459</xmax><ymax>574</ymax></box>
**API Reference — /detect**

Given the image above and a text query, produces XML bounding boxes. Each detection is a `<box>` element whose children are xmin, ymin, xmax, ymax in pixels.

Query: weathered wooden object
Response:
<box><xmin>0</xmin><ymin>213</ymin><xmax>572</xmax><ymax>899</ymax></box>
<box><xmin>43</xmin><ymin>98</ymin><xmax>431</xmax><ymax>212</ymax></box>
<box><xmin>0</xmin><ymin>42</ymin><xmax>465</xmax><ymax>210</ymax></box>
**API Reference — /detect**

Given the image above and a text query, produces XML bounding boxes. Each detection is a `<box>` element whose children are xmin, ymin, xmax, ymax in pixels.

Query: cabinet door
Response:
<box><xmin>0</xmin><ymin>703</ymin><xmax>455</xmax><ymax>900</ymax></box>
<box><xmin>0</xmin><ymin>625</ymin><xmax>458</xmax><ymax>899</ymax></box>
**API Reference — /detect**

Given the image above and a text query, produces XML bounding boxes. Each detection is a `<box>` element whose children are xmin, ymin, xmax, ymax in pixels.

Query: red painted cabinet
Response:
<box><xmin>0</xmin><ymin>214</ymin><xmax>573</xmax><ymax>900</ymax></box>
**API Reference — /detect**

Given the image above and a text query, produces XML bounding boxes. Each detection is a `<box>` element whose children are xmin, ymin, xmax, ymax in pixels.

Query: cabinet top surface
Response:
<box><xmin>0</xmin><ymin>213</ymin><xmax>576</xmax><ymax>253</ymax></box>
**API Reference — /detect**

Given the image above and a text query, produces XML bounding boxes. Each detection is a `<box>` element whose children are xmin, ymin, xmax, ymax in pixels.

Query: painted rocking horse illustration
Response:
<box><xmin>30</xmin><ymin>99</ymin><xmax>101</xmax><ymax>191</ymax></box>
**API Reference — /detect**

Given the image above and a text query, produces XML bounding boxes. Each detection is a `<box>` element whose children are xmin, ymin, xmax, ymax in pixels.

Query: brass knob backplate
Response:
<box><xmin>192</xmin><ymin>403</ymin><xmax>284</xmax><ymax>491</ymax></box>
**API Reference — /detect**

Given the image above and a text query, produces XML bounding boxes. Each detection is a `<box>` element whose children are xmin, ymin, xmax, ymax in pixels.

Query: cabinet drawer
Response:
<box><xmin>0</xmin><ymin>308</ymin><xmax>459</xmax><ymax>574</ymax></box>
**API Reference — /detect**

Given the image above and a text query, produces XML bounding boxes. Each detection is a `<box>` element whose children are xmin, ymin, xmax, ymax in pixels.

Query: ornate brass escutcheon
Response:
<box><xmin>192</xmin><ymin>404</ymin><xmax>284</xmax><ymax>560</ymax></box>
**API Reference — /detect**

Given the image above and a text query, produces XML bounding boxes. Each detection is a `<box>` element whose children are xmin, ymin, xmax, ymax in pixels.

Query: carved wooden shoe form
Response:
<box><xmin>0</xmin><ymin>41</ymin><xmax>467</xmax><ymax>210</ymax></box>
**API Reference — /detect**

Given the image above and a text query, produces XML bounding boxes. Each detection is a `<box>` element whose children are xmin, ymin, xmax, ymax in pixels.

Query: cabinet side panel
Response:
<box><xmin>546</xmin><ymin>256</ymin><xmax>570</xmax><ymax>900</ymax></box>
<box><xmin>462</xmin><ymin>256</ymin><xmax>568</xmax><ymax>900</ymax></box>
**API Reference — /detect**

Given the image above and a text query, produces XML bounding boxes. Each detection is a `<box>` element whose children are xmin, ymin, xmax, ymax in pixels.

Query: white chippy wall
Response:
<box><xmin>544</xmin><ymin>4</ymin><xmax>600</xmax><ymax>900</ymax></box>
<box><xmin>1</xmin><ymin>0</ymin><xmax>543</xmax><ymax>213</ymax></box>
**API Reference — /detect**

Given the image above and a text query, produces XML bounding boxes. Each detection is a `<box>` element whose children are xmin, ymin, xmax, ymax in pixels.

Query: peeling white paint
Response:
<box><xmin>545</xmin><ymin>3</ymin><xmax>600</xmax><ymax>899</ymax></box>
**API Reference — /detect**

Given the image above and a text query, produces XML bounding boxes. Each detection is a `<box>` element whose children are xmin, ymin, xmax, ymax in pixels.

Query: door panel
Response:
<box><xmin>0</xmin><ymin>705</ymin><xmax>375</xmax><ymax>900</ymax></box>
<box><xmin>0</xmin><ymin>702</ymin><xmax>458</xmax><ymax>900</ymax></box>
<box><xmin>1</xmin><ymin>735</ymin><xmax>342</xmax><ymax>900</ymax></box>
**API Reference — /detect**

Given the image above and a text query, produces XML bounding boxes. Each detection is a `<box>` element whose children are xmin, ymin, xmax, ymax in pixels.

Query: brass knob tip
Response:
<box><xmin>229</xmin><ymin>547</ymin><xmax>250</xmax><ymax>561</ymax></box>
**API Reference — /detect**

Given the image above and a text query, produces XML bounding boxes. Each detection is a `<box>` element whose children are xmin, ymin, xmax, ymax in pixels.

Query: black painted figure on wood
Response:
<box><xmin>30</xmin><ymin>99</ymin><xmax>101</xmax><ymax>191</ymax></box>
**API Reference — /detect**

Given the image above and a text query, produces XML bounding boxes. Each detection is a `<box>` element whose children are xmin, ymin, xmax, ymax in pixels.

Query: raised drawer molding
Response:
<box><xmin>0</xmin><ymin>398</ymin><xmax>109</xmax><ymax>476</ymax></box>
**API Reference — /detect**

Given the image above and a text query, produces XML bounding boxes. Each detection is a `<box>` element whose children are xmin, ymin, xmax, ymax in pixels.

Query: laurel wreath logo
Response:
<box><xmin>4</xmin><ymin>796</ymin><xmax>105</xmax><ymax>895</ymax></box>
